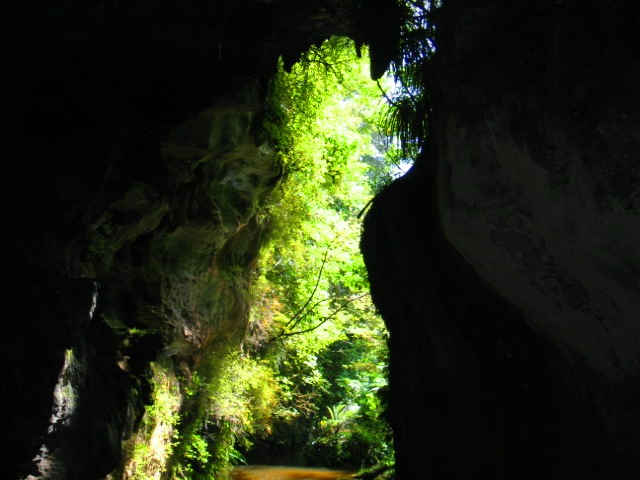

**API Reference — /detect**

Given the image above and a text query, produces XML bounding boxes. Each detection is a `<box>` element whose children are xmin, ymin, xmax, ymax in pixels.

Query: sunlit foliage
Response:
<box><xmin>172</xmin><ymin>347</ymin><xmax>280</xmax><ymax>478</ymax></box>
<box><xmin>246</xmin><ymin>36</ymin><xmax>395</xmax><ymax>469</ymax></box>
<box><xmin>121</xmin><ymin>361</ymin><xmax>182</xmax><ymax>479</ymax></box>
<box><xmin>380</xmin><ymin>0</ymin><xmax>436</xmax><ymax>161</ymax></box>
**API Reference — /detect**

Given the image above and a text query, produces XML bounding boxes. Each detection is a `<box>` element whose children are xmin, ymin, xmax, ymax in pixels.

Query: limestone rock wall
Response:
<box><xmin>436</xmin><ymin>0</ymin><xmax>640</xmax><ymax>377</ymax></box>
<box><xmin>362</xmin><ymin>0</ymin><xmax>640</xmax><ymax>478</ymax></box>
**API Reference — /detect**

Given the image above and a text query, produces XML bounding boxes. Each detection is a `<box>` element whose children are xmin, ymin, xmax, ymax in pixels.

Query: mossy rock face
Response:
<box><xmin>155</xmin><ymin>222</ymin><xmax>222</xmax><ymax>276</ymax></box>
<box><xmin>12</xmin><ymin>72</ymin><xmax>280</xmax><ymax>479</ymax></box>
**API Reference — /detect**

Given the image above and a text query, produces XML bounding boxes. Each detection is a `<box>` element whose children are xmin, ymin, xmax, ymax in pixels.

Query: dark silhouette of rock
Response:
<box><xmin>1</xmin><ymin>0</ymin><xmax>639</xmax><ymax>478</ymax></box>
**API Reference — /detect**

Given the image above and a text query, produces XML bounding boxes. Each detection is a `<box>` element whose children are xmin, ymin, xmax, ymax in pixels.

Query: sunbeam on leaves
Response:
<box><xmin>243</xmin><ymin>36</ymin><xmax>395</xmax><ymax>470</ymax></box>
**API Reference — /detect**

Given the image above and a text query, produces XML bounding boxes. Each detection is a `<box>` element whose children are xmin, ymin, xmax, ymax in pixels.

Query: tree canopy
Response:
<box><xmin>246</xmin><ymin>35</ymin><xmax>397</xmax><ymax>468</ymax></box>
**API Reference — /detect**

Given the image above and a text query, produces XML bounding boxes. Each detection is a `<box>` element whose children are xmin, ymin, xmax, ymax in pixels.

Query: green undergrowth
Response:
<box><xmin>116</xmin><ymin>344</ymin><xmax>279</xmax><ymax>479</ymax></box>
<box><xmin>168</xmin><ymin>345</ymin><xmax>280</xmax><ymax>479</ymax></box>
<box><xmin>119</xmin><ymin>360</ymin><xmax>182</xmax><ymax>480</ymax></box>
<box><xmin>239</xmin><ymin>35</ymin><xmax>396</xmax><ymax>470</ymax></box>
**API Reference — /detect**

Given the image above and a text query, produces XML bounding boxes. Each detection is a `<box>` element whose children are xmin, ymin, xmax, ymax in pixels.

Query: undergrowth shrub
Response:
<box><xmin>170</xmin><ymin>346</ymin><xmax>279</xmax><ymax>478</ymax></box>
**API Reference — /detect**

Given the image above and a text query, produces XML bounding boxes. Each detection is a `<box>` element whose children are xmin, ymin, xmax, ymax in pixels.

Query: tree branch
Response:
<box><xmin>284</xmin><ymin>247</ymin><xmax>330</xmax><ymax>329</ymax></box>
<box><xmin>274</xmin><ymin>293</ymin><xmax>369</xmax><ymax>341</ymax></box>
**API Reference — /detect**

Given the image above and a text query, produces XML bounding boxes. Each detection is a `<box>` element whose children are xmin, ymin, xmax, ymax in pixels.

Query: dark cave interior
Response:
<box><xmin>2</xmin><ymin>0</ymin><xmax>640</xmax><ymax>479</ymax></box>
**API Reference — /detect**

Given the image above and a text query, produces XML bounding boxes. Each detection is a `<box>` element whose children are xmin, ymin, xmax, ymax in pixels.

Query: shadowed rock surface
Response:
<box><xmin>362</xmin><ymin>1</ymin><xmax>640</xmax><ymax>478</ymax></box>
<box><xmin>1</xmin><ymin>0</ymin><xmax>640</xmax><ymax>479</ymax></box>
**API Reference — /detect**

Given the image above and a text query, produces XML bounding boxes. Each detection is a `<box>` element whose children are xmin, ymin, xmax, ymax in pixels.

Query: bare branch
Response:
<box><xmin>275</xmin><ymin>293</ymin><xmax>369</xmax><ymax>341</ymax></box>
<box><xmin>284</xmin><ymin>247</ymin><xmax>330</xmax><ymax>329</ymax></box>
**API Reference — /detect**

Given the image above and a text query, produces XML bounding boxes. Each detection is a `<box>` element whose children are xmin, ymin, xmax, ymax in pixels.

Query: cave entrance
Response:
<box><xmin>227</xmin><ymin>36</ymin><xmax>402</xmax><ymax>473</ymax></box>
<box><xmin>230</xmin><ymin>7</ymin><xmax>435</xmax><ymax>467</ymax></box>
<box><xmin>146</xmin><ymin>14</ymin><xmax>434</xmax><ymax>476</ymax></box>
<box><xmin>2</xmin><ymin>1</ymin><xmax>441</xmax><ymax>478</ymax></box>
<box><xmin>108</xmin><ymin>7</ymin><xmax>433</xmax><ymax>478</ymax></box>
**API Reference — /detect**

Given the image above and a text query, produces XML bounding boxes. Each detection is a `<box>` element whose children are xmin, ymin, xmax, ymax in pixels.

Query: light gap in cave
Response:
<box><xmin>111</xmin><ymin>4</ymin><xmax>434</xmax><ymax>472</ymax></box>
<box><xmin>231</xmin><ymin>35</ymin><xmax>398</xmax><ymax>474</ymax></box>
